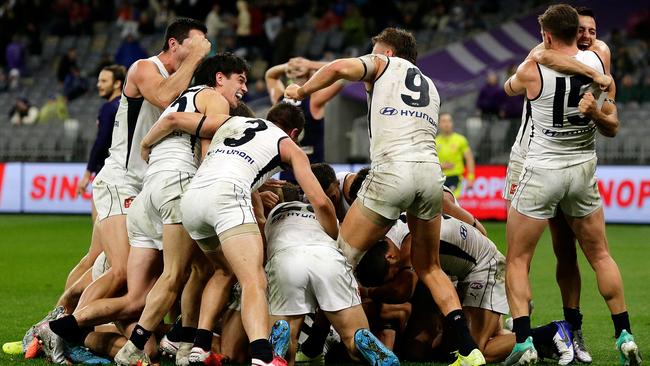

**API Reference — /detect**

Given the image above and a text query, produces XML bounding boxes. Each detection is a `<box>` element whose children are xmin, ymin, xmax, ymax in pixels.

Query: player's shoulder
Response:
<box><xmin>591</xmin><ymin>39</ymin><xmax>611</xmax><ymax>56</ymax></box>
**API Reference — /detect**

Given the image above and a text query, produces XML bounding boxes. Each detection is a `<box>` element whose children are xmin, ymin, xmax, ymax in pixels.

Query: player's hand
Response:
<box><xmin>76</xmin><ymin>172</ymin><xmax>91</xmax><ymax>197</ymax></box>
<box><xmin>579</xmin><ymin>92</ymin><xmax>598</xmax><ymax>116</ymax></box>
<box><xmin>141</xmin><ymin>145</ymin><xmax>152</xmax><ymax>163</ymax></box>
<box><xmin>187</xmin><ymin>35</ymin><xmax>211</xmax><ymax>60</ymax></box>
<box><xmin>259</xmin><ymin>191</ymin><xmax>280</xmax><ymax>211</ymax></box>
<box><xmin>593</xmin><ymin>73</ymin><xmax>612</xmax><ymax>91</ymax></box>
<box><xmin>284</xmin><ymin>84</ymin><xmax>305</xmax><ymax>101</ymax></box>
<box><xmin>442</xmin><ymin>162</ymin><xmax>454</xmax><ymax>170</ymax></box>
<box><xmin>260</xmin><ymin>178</ymin><xmax>286</xmax><ymax>190</ymax></box>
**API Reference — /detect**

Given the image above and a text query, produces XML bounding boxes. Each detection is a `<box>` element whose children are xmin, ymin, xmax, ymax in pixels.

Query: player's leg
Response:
<box><xmin>76</xmin><ymin>214</ymin><xmax>130</xmax><ymax>309</ymax></box>
<box><xmin>58</xmin><ymin>267</ymin><xmax>94</xmax><ymax>313</ymax></box>
<box><xmin>407</xmin><ymin>214</ymin><xmax>482</xmax><ymax>361</ymax></box>
<box><xmin>463</xmin><ymin>307</ymin><xmax>502</xmax><ymax>360</ymax></box>
<box><xmin>268</xmin><ymin>315</ymin><xmax>303</xmax><ymax>365</ymax></box>
<box><xmin>221</xmin><ymin>308</ymin><xmax>249</xmax><ymax>363</ymax></box>
<box><xmin>63</xmin><ymin>217</ymin><xmax>104</xmax><ymax>292</ymax></box>
<box><xmin>338</xmin><ymin>201</ymin><xmax>393</xmax><ymax>267</ymax></box>
<box><xmin>48</xmin><ymin>247</ymin><xmax>161</xmax><ymax>346</ymax></box>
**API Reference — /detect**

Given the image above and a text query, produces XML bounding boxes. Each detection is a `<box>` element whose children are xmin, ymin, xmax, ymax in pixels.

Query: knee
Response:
<box><xmin>239</xmin><ymin>271</ymin><xmax>267</xmax><ymax>292</ymax></box>
<box><xmin>159</xmin><ymin>269</ymin><xmax>188</xmax><ymax>291</ymax></box>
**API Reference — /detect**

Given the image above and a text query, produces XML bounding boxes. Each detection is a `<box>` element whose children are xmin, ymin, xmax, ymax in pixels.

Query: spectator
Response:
<box><xmin>94</xmin><ymin>52</ymin><xmax>114</xmax><ymax>78</ymax></box>
<box><xmin>236</xmin><ymin>0</ymin><xmax>251</xmax><ymax>47</ymax></box>
<box><xmin>114</xmin><ymin>33</ymin><xmax>148</xmax><ymax>68</ymax></box>
<box><xmin>6</xmin><ymin>34</ymin><xmax>25</xmax><ymax>74</ymax></box>
<box><xmin>617</xmin><ymin>74</ymin><xmax>641</xmax><ymax>104</ymax></box>
<box><xmin>38</xmin><ymin>94</ymin><xmax>69</xmax><ymax>123</ymax></box>
<box><xmin>9</xmin><ymin>97</ymin><xmax>39</xmax><ymax>125</ymax></box>
<box><xmin>640</xmin><ymin>75</ymin><xmax>650</xmax><ymax>103</ymax></box>
<box><xmin>436</xmin><ymin>113</ymin><xmax>476</xmax><ymax>196</ymax></box>
<box><xmin>263</xmin><ymin>9</ymin><xmax>282</xmax><ymax>43</ymax></box>
<box><xmin>476</xmin><ymin>70</ymin><xmax>505</xmax><ymax>119</ymax></box>
<box><xmin>205</xmin><ymin>4</ymin><xmax>227</xmax><ymax>54</ymax></box>
<box><xmin>64</xmin><ymin>67</ymin><xmax>89</xmax><ymax>100</ymax></box>
<box><xmin>342</xmin><ymin>4</ymin><xmax>367</xmax><ymax>47</ymax></box>
<box><xmin>57</xmin><ymin>48</ymin><xmax>79</xmax><ymax>84</ymax></box>
<box><xmin>69</xmin><ymin>0</ymin><xmax>91</xmax><ymax>35</ymax></box>
<box><xmin>0</xmin><ymin>68</ymin><xmax>8</xmax><ymax>92</ymax></box>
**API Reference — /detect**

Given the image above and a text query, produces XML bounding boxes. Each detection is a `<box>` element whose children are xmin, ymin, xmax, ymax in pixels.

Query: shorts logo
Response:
<box><xmin>470</xmin><ymin>282</ymin><xmax>484</xmax><ymax>290</ymax></box>
<box><xmin>124</xmin><ymin>196</ymin><xmax>135</xmax><ymax>209</ymax></box>
<box><xmin>379</xmin><ymin>107</ymin><xmax>398</xmax><ymax>116</ymax></box>
<box><xmin>509</xmin><ymin>183</ymin><xmax>518</xmax><ymax>195</ymax></box>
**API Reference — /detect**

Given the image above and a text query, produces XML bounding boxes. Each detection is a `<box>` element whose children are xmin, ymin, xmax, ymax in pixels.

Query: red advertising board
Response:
<box><xmin>457</xmin><ymin>165</ymin><xmax>508</xmax><ymax>220</ymax></box>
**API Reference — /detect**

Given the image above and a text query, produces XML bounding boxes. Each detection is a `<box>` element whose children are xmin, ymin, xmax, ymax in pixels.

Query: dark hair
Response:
<box><xmin>193</xmin><ymin>53</ymin><xmax>250</xmax><ymax>87</ymax></box>
<box><xmin>372</xmin><ymin>27</ymin><xmax>418</xmax><ymax>64</ymax></box>
<box><xmin>538</xmin><ymin>4</ymin><xmax>579</xmax><ymax>45</ymax></box>
<box><xmin>162</xmin><ymin>17</ymin><xmax>207</xmax><ymax>51</ymax></box>
<box><xmin>101</xmin><ymin>64</ymin><xmax>126</xmax><ymax>86</ymax></box>
<box><xmin>574</xmin><ymin>6</ymin><xmax>595</xmax><ymax>20</ymax></box>
<box><xmin>281</xmin><ymin>183</ymin><xmax>302</xmax><ymax>202</ymax></box>
<box><xmin>266</xmin><ymin>102</ymin><xmax>305</xmax><ymax>135</ymax></box>
<box><xmin>230</xmin><ymin>101</ymin><xmax>255</xmax><ymax>118</ymax></box>
<box><xmin>356</xmin><ymin>240</ymin><xmax>390</xmax><ymax>287</ymax></box>
<box><xmin>311</xmin><ymin>163</ymin><xmax>337</xmax><ymax>192</ymax></box>
<box><xmin>349</xmin><ymin>167</ymin><xmax>370</xmax><ymax>201</ymax></box>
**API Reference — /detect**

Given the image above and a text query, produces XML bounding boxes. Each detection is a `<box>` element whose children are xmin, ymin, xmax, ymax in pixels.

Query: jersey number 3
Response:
<box><xmin>224</xmin><ymin>119</ymin><xmax>268</xmax><ymax>147</ymax></box>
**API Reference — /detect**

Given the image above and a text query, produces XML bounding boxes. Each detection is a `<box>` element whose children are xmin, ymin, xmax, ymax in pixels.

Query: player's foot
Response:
<box><xmin>616</xmin><ymin>330</ymin><xmax>642</xmax><ymax>366</ymax></box>
<box><xmin>353</xmin><ymin>328</ymin><xmax>400</xmax><ymax>366</ymax></box>
<box><xmin>23</xmin><ymin>305</ymin><xmax>65</xmax><ymax>351</ymax></box>
<box><xmin>449</xmin><ymin>348</ymin><xmax>486</xmax><ymax>366</ymax></box>
<box><xmin>24</xmin><ymin>337</ymin><xmax>42</xmax><ymax>359</ymax></box>
<box><xmin>188</xmin><ymin>346</ymin><xmax>225</xmax><ymax>366</ymax></box>
<box><xmin>114</xmin><ymin>340</ymin><xmax>151</xmax><ymax>366</ymax></box>
<box><xmin>552</xmin><ymin>321</ymin><xmax>574</xmax><ymax>365</ymax></box>
<box><xmin>269</xmin><ymin>319</ymin><xmax>290</xmax><ymax>358</ymax></box>
<box><xmin>252</xmin><ymin>355</ymin><xmax>288</xmax><ymax>366</ymax></box>
<box><xmin>572</xmin><ymin>329</ymin><xmax>592</xmax><ymax>363</ymax></box>
<box><xmin>160</xmin><ymin>334</ymin><xmax>180</xmax><ymax>358</ymax></box>
<box><xmin>66</xmin><ymin>344</ymin><xmax>111</xmax><ymax>364</ymax></box>
<box><xmin>3</xmin><ymin>341</ymin><xmax>23</xmax><ymax>355</ymax></box>
<box><xmin>503</xmin><ymin>336</ymin><xmax>538</xmax><ymax>365</ymax></box>
<box><xmin>295</xmin><ymin>350</ymin><xmax>325</xmax><ymax>366</ymax></box>
<box><xmin>34</xmin><ymin>322</ymin><xmax>67</xmax><ymax>364</ymax></box>
<box><xmin>176</xmin><ymin>342</ymin><xmax>193</xmax><ymax>366</ymax></box>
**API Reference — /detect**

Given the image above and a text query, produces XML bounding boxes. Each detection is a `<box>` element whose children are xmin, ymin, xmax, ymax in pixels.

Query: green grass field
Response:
<box><xmin>0</xmin><ymin>215</ymin><xmax>647</xmax><ymax>365</ymax></box>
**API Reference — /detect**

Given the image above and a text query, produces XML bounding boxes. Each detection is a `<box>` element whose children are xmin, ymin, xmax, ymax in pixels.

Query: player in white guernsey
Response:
<box><xmin>139</xmin><ymin>102</ymin><xmax>338</xmax><ymax>366</ymax></box>
<box><xmin>113</xmin><ymin>54</ymin><xmax>250</xmax><ymax>366</ymax></box>
<box><xmin>35</xmin><ymin>19</ymin><xmax>211</xmax><ymax>365</ymax></box>
<box><xmin>502</xmin><ymin>5</ymin><xmax>638</xmax><ymax>365</ymax></box>
<box><xmin>285</xmin><ymin>28</ymin><xmax>485</xmax><ymax>366</ymax></box>
<box><xmin>265</xmin><ymin>200</ymin><xmax>399</xmax><ymax>366</ymax></box>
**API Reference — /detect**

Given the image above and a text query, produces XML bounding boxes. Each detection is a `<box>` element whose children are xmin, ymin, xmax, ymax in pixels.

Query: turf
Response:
<box><xmin>0</xmin><ymin>215</ymin><xmax>647</xmax><ymax>365</ymax></box>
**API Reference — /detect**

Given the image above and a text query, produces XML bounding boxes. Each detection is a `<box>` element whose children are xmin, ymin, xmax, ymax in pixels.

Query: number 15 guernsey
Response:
<box><xmin>360</xmin><ymin>54</ymin><xmax>441</xmax><ymax>164</ymax></box>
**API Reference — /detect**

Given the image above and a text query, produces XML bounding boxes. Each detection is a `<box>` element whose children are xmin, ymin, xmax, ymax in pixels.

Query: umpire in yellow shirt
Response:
<box><xmin>436</xmin><ymin>113</ymin><xmax>476</xmax><ymax>196</ymax></box>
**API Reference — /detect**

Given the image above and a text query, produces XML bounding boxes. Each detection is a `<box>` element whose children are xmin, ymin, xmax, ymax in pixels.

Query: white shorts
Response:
<box><xmin>267</xmin><ymin>246</ymin><xmax>361</xmax><ymax>316</ymax></box>
<box><xmin>511</xmin><ymin>158</ymin><xmax>602</xmax><ymax>220</ymax></box>
<box><xmin>503</xmin><ymin>150</ymin><xmax>524</xmax><ymax>201</ymax></box>
<box><xmin>181</xmin><ymin>181</ymin><xmax>257</xmax><ymax>241</ymax></box>
<box><xmin>127</xmin><ymin>171</ymin><xmax>193</xmax><ymax>251</ymax></box>
<box><xmin>92</xmin><ymin>178</ymin><xmax>138</xmax><ymax>221</ymax></box>
<box><xmin>91</xmin><ymin>252</ymin><xmax>111</xmax><ymax>281</ymax></box>
<box><xmin>458</xmin><ymin>252</ymin><xmax>509</xmax><ymax>314</ymax></box>
<box><xmin>357</xmin><ymin>162</ymin><xmax>444</xmax><ymax>221</ymax></box>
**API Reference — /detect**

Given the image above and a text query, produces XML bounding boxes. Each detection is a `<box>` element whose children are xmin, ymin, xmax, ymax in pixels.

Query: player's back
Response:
<box><xmin>368</xmin><ymin>56</ymin><xmax>440</xmax><ymax>164</ymax></box>
<box><xmin>189</xmin><ymin>116</ymin><xmax>288</xmax><ymax>191</ymax></box>
<box><xmin>527</xmin><ymin>50</ymin><xmax>605</xmax><ymax>168</ymax></box>
<box><xmin>265</xmin><ymin>202</ymin><xmax>337</xmax><ymax>258</ymax></box>
<box><xmin>146</xmin><ymin>85</ymin><xmax>208</xmax><ymax>177</ymax></box>
<box><xmin>97</xmin><ymin>56</ymin><xmax>169</xmax><ymax>188</ymax></box>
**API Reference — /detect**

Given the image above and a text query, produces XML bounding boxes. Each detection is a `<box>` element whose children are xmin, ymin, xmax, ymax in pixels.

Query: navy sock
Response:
<box><xmin>129</xmin><ymin>324</ymin><xmax>152</xmax><ymax>350</ymax></box>
<box><xmin>165</xmin><ymin>317</ymin><xmax>184</xmax><ymax>342</ymax></box>
<box><xmin>49</xmin><ymin>315</ymin><xmax>84</xmax><ymax>344</ymax></box>
<box><xmin>181</xmin><ymin>326</ymin><xmax>197</xmax><ymax>343</ymax></box>
<box><xmin>194</xmin><ymin>328</ymin><xmax>213</xmax><ymax>351</ymax></box>
<box><xmin>250</xmin><ymin>338</ymin><xmax>273</xmax><ymax>363</ymax></box>
<box><xmin>513</xmin><ymin>316</ymin><xmax>531</xmax><ymax>343</ymax></box>
<box><xmin>300</xmin><ymin>322</ymin><xmax>329</xmax><ymax>358</ymax></box>
<box><xmin>612</xmin><ymin>311</ymin><xmax>631</xmax><ymax>338</ymax></box>
<box><xmin>563</xmin><ymin>307</ymin><xmax>583</xmax><ymax>331</ymax></box>
<box><xmin>531</xmin><ymin>322</ymin><xmax>556</xmax><ymax>350</ymax></box>
<box><xmin>443</xmin><ymin>309</ymin><xmax>478</xmax><ymax>356</ymax></box>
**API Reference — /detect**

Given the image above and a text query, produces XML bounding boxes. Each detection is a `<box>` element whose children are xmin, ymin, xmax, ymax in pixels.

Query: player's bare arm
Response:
<box><xmin>531</xmin><ymin>49</ymin><xmax>612</xmax><ymax>90</ymax></box>
<box><xmin>284</xmin><ymin>56</ymin><xmax>383</xmax><ymax>100</ymax></box>
<box><xmin>279</xmin><ymin>138</ymin><xmax>338</xmax><ymax>239</ymax></box>
<box><xmin>504</xmin><ymin>59</ymin><xmax>539</xmax><ymax>98</ymax></box>
<box><xmin>128</xmin><ymin>35</ymin><xmax>210</xmax><ymax>109</ymax></box>
<box><xmin>264</xmin><ymin>63</ymin><xmax>288</xmax><ymax>104</ymax></box>
<box><xmin>579</xmin><ymin>87</ymin><xmax>619</xmax><ymax>137</ymax></box>
<box><xmin>140</xmin><ymin>110</ymin><xmax>228</xmax><ymax>151</ymax></box>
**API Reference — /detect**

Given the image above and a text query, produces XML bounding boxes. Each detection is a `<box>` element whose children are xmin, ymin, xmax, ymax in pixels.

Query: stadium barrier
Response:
<box><xmin>0</xmin><ymin>162</ymin><xmax>648</xmax><ymax>224</ymax></box>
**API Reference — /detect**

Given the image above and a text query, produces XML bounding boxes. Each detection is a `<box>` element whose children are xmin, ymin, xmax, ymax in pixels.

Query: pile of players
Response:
<box><xmin>21</xmin><ymin>4</ymin><xmax>642</xmax><ymax>366</ymax></box>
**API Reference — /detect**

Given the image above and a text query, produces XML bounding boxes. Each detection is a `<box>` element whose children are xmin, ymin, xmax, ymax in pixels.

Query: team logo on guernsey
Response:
<box><xmin>509</xmin><ymin>183</ymin><xmax>518</xmax><ymax>196</ymax></box>
<box><xmin>379</xmin><ymin>106</ymin><xmax>398</xmax><ymax>116</ymax></box>
<box><xmin>124</xmin><ymin>196</ymin><xmax>135</xmax><ymax>209</ymax></box>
